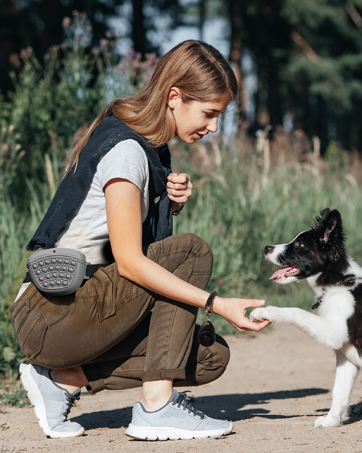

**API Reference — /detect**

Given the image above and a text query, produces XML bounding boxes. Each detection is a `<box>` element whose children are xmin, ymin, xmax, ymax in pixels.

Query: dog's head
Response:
<box><xmin>265</xmin><ymin>208</ymin><xmax>348</xmax><ymax>285</ymax></box>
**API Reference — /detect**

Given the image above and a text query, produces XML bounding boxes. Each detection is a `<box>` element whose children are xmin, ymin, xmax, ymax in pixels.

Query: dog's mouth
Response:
<box><xmin>269</xmin><ymin>266</ymin><xmax>300</xmax><ymax>281</ymax></box>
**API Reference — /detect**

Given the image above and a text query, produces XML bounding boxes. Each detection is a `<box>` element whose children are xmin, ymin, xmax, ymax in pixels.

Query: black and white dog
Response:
<box><xmin>250</xmin><ymin>208</ymin><xmax>362</xmax><ymax>428</ymax></box>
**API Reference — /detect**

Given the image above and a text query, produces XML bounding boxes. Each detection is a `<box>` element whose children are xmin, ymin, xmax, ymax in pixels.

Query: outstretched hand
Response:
<box><xmin>213</xmin><ymin>297</ymin><xmax>270</xmax><ymax>332</ymax></box>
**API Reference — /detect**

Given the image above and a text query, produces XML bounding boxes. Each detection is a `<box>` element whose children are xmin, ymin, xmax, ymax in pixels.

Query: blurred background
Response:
<box><xmin>1</xmin><ymin>0</ymin><xmax>362</xmax><ymax>383</ymax></box>
<box><xmin>3</xmin><ymin>0</ymin><xmax>362</xmax><ymax>150</ymax></box>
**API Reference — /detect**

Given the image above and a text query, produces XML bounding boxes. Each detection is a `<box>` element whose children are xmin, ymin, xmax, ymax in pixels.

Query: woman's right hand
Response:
<box><xmin>213</xmin><ymin>297</ymin><xmax>270</xmax><ymax>332</ymax></box>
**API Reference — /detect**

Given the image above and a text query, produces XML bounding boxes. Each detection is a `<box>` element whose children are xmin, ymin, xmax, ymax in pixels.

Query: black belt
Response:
<box><xmin>23</xmin><ymin>263</ymin><xmax>111</xmax><ymax>284</ymax></box>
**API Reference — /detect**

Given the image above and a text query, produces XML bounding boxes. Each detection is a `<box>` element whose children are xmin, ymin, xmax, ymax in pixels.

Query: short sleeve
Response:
<box><xmin>98</xmin><ymin>139</ymin><xmax>149</xmax><ymax>192</ymax></box>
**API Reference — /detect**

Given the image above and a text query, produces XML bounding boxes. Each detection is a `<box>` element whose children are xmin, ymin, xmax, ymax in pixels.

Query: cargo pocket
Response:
<box><xmin>90</xmin><ymin>268</ymin><xmax>117</xmax><ymax>322</ymax></box>
<box><xmin>11</xmin><ymin>299</ymin><xmax>47</xmax><ymax>361</ymax></box>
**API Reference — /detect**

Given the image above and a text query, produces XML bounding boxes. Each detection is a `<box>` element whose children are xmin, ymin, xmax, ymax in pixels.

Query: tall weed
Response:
<box><xmin>171</xmin><ymin>138</ymin><xmax>362</xmax><ymax>331</ymax></box>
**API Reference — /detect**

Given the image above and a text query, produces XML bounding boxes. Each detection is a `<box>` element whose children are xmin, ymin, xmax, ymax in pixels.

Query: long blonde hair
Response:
<box><xmin>65</xmin><ymin>40</ymin><xmax>238</xmax><ymax>176</ymax></box>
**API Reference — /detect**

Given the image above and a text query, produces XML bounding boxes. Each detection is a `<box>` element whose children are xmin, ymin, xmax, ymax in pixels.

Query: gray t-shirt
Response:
<box><xmin>15</xmin><ymin>138</ymin><xmax>149</xmax><ymax>302</ymax></box>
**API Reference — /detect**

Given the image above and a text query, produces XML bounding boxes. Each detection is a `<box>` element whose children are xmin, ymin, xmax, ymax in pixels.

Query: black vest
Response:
<box><xmin>27</xmin><ymin>112</ymin><xmax>173</xmax><ymax>257</ymax></box>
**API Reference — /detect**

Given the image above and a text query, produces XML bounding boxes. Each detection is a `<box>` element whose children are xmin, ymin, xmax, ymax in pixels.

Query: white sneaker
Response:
<box><xmin>125</xmin><ymin>389</ymin><xmax>233</xmax><ymax>440</ymax></box>
<box><xmin>20</xmin><ymin>363</ymin><xmax>85</xmax><ymax>438</ymax></box>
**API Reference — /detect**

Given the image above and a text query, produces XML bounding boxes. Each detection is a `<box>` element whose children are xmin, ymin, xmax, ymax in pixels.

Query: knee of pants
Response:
<box><xmin>180</xmin><ymin>232</ymin><xmax>213</xmax><ymax>270</ymax></box>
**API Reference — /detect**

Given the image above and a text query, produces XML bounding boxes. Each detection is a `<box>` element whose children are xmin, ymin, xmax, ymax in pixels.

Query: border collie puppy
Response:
<box><xmin>250</xmin><ymin>208</ymin><xmax>362</xmax><ymax>428</ymax></box>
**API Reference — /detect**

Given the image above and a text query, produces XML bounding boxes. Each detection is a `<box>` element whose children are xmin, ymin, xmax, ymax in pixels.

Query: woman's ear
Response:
<box><xmin>167</xmin><ymin>87</ymin><xmax>182</xmax><ymax>110</ymax></box>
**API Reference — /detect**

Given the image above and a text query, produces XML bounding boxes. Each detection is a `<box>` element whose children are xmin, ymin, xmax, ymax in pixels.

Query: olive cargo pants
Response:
<box><xmin>12</xmin><ymin>233</ymin><xmax>230</xmax><ymax>394</ymax></box>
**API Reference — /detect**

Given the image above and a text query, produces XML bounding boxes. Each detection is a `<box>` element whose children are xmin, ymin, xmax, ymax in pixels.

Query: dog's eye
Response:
<box><xmin>295</xmin><ymin>241</ymin><xmax>304</xmax><ymax>248</ymax></box>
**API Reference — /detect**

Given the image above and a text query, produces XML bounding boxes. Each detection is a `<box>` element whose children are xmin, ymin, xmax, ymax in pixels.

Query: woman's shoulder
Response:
<box><xmin>103</xmin><ymin>139</ymin><xmax>147</xmax><ymax>162</ymax></box>
<box><xmin>97</xmin><ymin>139</ymin><xmax>149</xmax><ymax>191</ymax></box>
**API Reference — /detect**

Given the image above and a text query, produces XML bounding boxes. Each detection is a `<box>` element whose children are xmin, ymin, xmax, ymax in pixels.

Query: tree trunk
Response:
<box><xmin>198</xmin><ymin>0</ymin><xmax>207</xmax><ymax>41</ymax></box>
<box><xmin>226</xmin><ymin>0</ymin><xmax>246</xmax><ymax>128</ymax></box>
<box><xmin>131</xmin><ymin>0</ymin><xmax>147</xmax><ymax>54</ymax></box>
<box><xmin>0</xmin><ymin>0</ymin><xmax>17</xmax><ymax>95</ymax></box>
<box><xmin>42</xmin><ymin>0</ymin><xmax>64</xmax><ymax>56</ymax></box>
<box><xmin>267</xmin><ymin>59</ymin><xmax>283</xmax><ymax>127</ymax></box>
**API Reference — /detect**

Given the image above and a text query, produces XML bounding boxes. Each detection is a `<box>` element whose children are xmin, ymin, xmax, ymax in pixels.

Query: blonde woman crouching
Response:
<box><xmin>13</xmin><ymin>40</ymin><xmax>269</xmax><ymax>441</ymax></box>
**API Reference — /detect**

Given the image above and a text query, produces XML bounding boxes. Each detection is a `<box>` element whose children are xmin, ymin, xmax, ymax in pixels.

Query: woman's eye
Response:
<box><xmin>205</xmin><ymin>112</ymin><xmax>213</xmax><ymax>118</ymax></box>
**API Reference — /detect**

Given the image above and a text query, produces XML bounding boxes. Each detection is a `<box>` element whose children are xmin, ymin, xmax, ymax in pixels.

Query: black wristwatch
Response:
<box><xmin>172</xmin><ymin>205</ymin><xmax>184</xmax><ymax>216</ymax></box>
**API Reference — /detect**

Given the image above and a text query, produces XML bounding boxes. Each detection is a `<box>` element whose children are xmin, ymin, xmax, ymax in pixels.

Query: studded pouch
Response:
<box><xmin>26</xmin><ymin>248</ymin><xmax>90</xmax><ymax>296</ymax></box>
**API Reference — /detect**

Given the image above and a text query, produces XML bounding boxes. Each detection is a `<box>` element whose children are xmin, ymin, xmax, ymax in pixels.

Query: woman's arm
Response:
<box><xmin>105</xmin><ymin>178</ymin><xmax>269</xmax><ymax>332</ymax></box>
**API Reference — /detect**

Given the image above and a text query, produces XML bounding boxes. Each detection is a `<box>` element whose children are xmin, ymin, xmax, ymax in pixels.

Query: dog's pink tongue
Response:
<box><xmin>269</xmin><ymin>267</ymin><xmax>296</xmax><ymax>280</ymax></box>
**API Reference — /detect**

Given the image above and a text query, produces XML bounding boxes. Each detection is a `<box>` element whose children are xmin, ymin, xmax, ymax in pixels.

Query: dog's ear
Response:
<box><xmin>314</xmin><ymin>208</ymin><xmax>331</xmax><ymax>228</ymax></box>
<box><xmin>320</xmin><ymin>208</ymin><xmax>331</xmax><ymax>220</ymax></box>
<box><xmin>318</xmin><ymin>210</ymin><xmax>341</xmax><ymax>244</ymax></box>
<box><xmin>317</xmin><ymin>210</ymin><xmax>345</xmax><ymax>260</ymax></box>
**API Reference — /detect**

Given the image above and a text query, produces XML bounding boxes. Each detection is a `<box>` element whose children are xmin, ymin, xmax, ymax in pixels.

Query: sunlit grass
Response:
<box><xmin>2</xmin><ymin>136</ymin><xmax>362</xmax><ymax>375</ymax></box>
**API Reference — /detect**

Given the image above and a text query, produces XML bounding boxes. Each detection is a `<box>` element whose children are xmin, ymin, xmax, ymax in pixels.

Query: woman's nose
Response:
<box><xmin>207</xmin><ymin>118</ymin><xmax>218</xmax><ymax>133</ymax></box>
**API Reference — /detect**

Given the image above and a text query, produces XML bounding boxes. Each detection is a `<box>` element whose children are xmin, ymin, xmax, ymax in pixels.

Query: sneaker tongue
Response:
<box><xmin>168</xmin><ymin>389</ymin><xmax>179</xmax><ymax>403</ymax></box>
<box><xmin>71</xmin><ymin>388</ymin><xmax>82</xmax><ymax>397</ymax></box>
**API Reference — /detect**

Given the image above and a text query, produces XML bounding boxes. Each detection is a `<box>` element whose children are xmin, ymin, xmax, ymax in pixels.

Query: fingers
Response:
<box><xmin>242</xmin><ymin>299</ymin><xmax>266</xmax><ymax>309</ymax></box>
<box><xmin>167</xmin><ymin>173</ymin><xmax>193</xmax><ymax>203</ymax></box>
<box><xmin>218</xmin><ymin>297</ymin><xmax>269</xmax><ymax>333</ymax></box>
<box><xmin>168</xmin><ymin>173</ymin><xmax>190</xmax><ymax>184</ymax></box>
<box><xmin>230</xmin><ymin>317</ymin><xmax>270</xmax><ymax>332</ymax></box>
<box><xmin>241</xmin><ymin>319</ymin><xmax>270</xmax><ymax>332</ymax></box>
<box><xmin>167</xmin><ymin>174</ymin><xmax>193</xmax><ymax>190</ymax></box>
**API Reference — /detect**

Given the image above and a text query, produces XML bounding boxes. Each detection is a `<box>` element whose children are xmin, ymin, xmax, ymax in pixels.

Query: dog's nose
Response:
<box><xmin>265</xmin><ymin>245</ymin><xmax>274</xmax><ymax>255</ymax></box>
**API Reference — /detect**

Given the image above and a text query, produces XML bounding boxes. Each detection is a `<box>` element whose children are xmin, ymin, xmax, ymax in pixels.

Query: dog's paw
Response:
<box><xmin>250</xmin><ymin>306</ymin><xmax>279</xmax><ymax>323</ymax></box>
<box><xmin>314</xmin><ymin>415</ymin><xmax>341</xmax><ymax>428</ymax></box>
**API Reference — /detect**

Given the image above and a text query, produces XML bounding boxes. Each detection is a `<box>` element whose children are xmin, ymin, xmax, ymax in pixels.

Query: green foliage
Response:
<box><xmin>325</xmin><ymin>141</ymin><xmax>350</xmax><ymax>174</ymax></box>
<box><xmin>3</xmin><ymin>15</ymin><xmax>158</xmax><ymax>212</ymax></box>
<box><xmin>172</xmin><ymin>138</ymin><xmax>362</xmax><ymax>332</ymax></box>
<box><xmin>2</xmin><ymin>24</ymin><xmax>362</xmax><ymax>380</ymax></box>
<box><xmin>280</xmin><ymin>0</ymin><xmax>362</xmax><ymax>146</ymax></box>
<box><xmin>0</xmin><ymin>387</ymin><xmax>30</xmax><ymax>408</ymax></box>
<box><xmin>226</xmin><ymin>0</ymin><xmax>362</xmax><ymax>150</ymax></box>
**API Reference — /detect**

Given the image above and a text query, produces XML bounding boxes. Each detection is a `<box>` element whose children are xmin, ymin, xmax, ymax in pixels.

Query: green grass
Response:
<box><xmin>1</xmin><ymin>133</ymin><xmax>362</xmax><ymax>377</ymax></box>
<box><xmin>0</xmin><ymin>387</ymin><xmax>30</xmax><ymax>408</ymax></box>
<box><xmin>172</xmin><ymin>140</ymin><xmax>362</xmax><ymax>331</ymax></box>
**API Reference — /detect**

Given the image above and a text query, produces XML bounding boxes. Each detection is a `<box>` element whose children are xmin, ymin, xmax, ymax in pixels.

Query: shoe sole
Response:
<box><xmin>125</xmin><ymin>422</ymin><xmax>233</xmax><ymax>440</ymax></box>
<box><xmin>19</xmin><ymin>363</ymin><xmax>85</xmax><ymax>439</ymax></box>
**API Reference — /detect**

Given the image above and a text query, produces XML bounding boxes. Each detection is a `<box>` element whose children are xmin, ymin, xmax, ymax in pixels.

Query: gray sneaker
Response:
<box><xmin>125</xmin><ymin>390</ymin><xmax>233</xmax><ymax>440</ymax></box>
<box><xmin>19</xmin><ymin>363</ymin><xmax>85</xmax><ymax>438</ymax></box>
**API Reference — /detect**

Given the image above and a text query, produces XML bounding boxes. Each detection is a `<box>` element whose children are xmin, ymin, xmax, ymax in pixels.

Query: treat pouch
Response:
<box><xmin>27</xmin><ymin>248</ymin><xmax>89</xmax><ymax>296</ymax></box>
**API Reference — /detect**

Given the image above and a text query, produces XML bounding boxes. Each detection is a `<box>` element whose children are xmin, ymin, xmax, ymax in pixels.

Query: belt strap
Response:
<box><xmin>23</xmin><ymin>263</ymin><xmax>111</xmax><ymax>284</ymax></box>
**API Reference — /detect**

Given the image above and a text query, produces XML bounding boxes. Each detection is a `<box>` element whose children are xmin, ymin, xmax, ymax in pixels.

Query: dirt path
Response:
<box><xmin>2</xmin><ymin>325</ymin><xmax>362</xmax><ymax>453</ymax></box>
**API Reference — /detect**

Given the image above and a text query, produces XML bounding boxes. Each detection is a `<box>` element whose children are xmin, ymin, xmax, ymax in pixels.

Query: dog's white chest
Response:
<box><xmin>318</xmin><ymin>287</ymin><xmax>355</xmax><ymax>323</ymax></box>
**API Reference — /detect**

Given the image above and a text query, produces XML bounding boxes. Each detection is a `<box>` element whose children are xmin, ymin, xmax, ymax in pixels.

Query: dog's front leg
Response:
<box><xmin>314</xmin><ymin>350</ymin><xmax>359</xmax><ymax>428</ymax></box>
<box><xmin>250</xmin><ymin>306</ymin><xmax>348</xmax><ymax>350</ymax></box>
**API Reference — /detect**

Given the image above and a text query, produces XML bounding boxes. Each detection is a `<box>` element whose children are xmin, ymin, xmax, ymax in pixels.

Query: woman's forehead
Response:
<box><xmin>202</xmin><ymin>93</ymin><xmax>231</xmax><ymax>110</ymax></box>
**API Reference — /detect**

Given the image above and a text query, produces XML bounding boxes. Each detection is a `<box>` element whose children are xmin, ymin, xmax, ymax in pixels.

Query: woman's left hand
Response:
<box><xmin>167</xmin><ymin>173</ymin><xmax>193</xmax><ymax>210</ymax></box>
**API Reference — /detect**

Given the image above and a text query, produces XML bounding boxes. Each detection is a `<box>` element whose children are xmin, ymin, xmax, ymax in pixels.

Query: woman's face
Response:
<box><xmin>168</xmin><ymin>88</ymin><xmax>230</xmax><ymax>144</ymax></box>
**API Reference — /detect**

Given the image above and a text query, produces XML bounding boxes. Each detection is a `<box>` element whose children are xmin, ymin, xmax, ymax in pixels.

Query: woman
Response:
<box><xmin>12</xmin><ymin>40</ymin><xmax>269</xmax><ymax>441</ymax></box>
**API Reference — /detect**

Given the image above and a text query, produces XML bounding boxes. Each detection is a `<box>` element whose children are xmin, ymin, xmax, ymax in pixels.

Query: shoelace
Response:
<box><xmin>172</xmin><ymin>391</ymin><xmax>205</xmax><ymax>419</ymax></box>
<box><xmin>63</xmin><ymin>392</ymin><xmax>81</xmax><ymax>419</ymax></box>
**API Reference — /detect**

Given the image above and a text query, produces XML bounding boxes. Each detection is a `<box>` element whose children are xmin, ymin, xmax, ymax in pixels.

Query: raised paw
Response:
<box><xmin>314</xmin><ymin>415</ymin><xmax>341</xmax><ymax>428</ymax></box>
<box><xmin>250</xmin><ymin>306</ymin><xmax>279</xmax><ymax>323</ymax></box>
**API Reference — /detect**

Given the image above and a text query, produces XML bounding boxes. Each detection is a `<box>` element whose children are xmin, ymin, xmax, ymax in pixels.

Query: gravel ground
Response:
<box><xmin>2</xmin><ymin>324</ymin><xmax>362</xmax><ymax>453</ymax></box>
